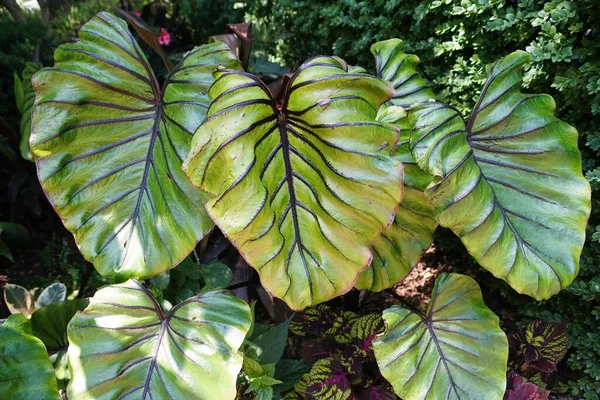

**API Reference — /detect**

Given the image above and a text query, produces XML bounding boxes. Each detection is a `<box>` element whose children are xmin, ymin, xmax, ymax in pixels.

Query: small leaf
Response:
<box><xmin>252</xmin><ymin>315</ymin><xmax>293</xmax><ymax>364</ymax></box>
<box><xmin>67</xmin><ymin>279</ymin><xmax>252</xmax><ymax>399</ymax></box>
<box><xmin>0</xmin><ymin>314</ymin><xmax>61</xmax><ymax>399</ymax></box>
<box><xmin>373</xmin><ymin>273</ymin><xmax>508</xmax><ymax>400</ymax></box>
<box><xmin>3</xmin><ymin>283</ymin><xmax>35</xmax><ymax>317</ymax></box>
<box><xmin>35</xmin><ymin>282</ymin><xmax>67</xmax><ymax>309</ymax></box>
<box><xmin>200</xmin><ymin>260</ymin><xmax>233</xmax><ymax>291</ymax></box>
<box><xmin>30</xmin><ymin>299</ymin><xmax>88</xmax><ymax>349</ymax></box>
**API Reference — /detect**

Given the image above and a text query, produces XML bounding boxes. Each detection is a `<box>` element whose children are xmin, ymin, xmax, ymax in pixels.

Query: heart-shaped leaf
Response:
<box><xmin>0</xmin><ymin>314</ymin><xmax>61</xmax><ymax>400</ymax></box>
<box><xmin>356</xmin><ymin>39</ymin><xmax>437</xmax><ymax>292</ymax></box>
<box><xmin>30</xmin><ymin>12</ymin><xmax>242</xmax><ymax>280</ymax></box>
<box><xmin>35</xmin><ymin>282</ymin><xmax>67</xmax><ymax>309</ymax></box>
<box><xmin>184</xmin><ymin>57</ymin><xmax>403</xmax><ymax>310</ymax></box>
<box><xmin>67</xmin><ymin>279</ymin><xmax>251</xmax><ymax>399</ymax></box>
<box><xmin>373</xmin><ymin>273</ymin><xmax>508</xmax><ymax>400</ymax></box>
<box><xmin>408</xmin><ymin>51</ymin><xmax>591</xmax><ymax>300</ymax></box>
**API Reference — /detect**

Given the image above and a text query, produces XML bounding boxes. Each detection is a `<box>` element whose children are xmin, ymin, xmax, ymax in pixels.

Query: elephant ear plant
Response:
<box><xmin>1</xmin><ymin>11</ymin><xmax>587</xmax><ymax>399</ymax></box>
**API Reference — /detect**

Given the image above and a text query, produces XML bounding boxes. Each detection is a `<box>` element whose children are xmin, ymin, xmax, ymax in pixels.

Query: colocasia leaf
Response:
<box><xmin>185</xmin><ymin>56</ymin><xmax>403</xmax><ymax>310</ymax></box>
<box><xmin>508</xmin><ymin>320</ymin><xmax>568</xmax><ymax>373</ymax></box>
<box><xmin>31</xmin><ymin>12</ymin><xmax>242</xmax><ymax>280</ymax></box>
<box><xmin>0</xmin><ymin>314</ymin><xmax>61</xmax><ymax>400</ymax></box>
<box><xmin>3</xmin><ymin>283</ymin><xmax>35</xmax><ymax>317</ymax></box>
<box><xmin>408</xmin><ymin>51</ymin><xmax>591</xmax><ymax>300</ymax></box>
<box><xmin>356</xmin><ymin>39</ymin><xmax>437</xmax><ymax>292</ymax></box>
<box><xmin>67</xmin><ymin>279</ymin><xmax>251</xmax><ymax>399</ymax></box>
<box><xmin>373</xmin><ymin>273</ymin><xmax>508</xmax><ymax>400</ymax></box>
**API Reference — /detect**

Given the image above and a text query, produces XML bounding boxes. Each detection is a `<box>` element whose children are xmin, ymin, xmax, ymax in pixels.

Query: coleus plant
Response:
<box><xmin>2</xmin><ymin>8</ymin><xmax>588</xmax><ymax>399</ymax></box>
<box><xmin>285</xmin><ymin>305</ymin><xmax>395</xmax><ymax>399</ymax></box>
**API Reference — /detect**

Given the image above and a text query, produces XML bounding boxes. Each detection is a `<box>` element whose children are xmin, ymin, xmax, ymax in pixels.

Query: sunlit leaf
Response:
<box><xmin>184</xmin><ymin>56</ymin><xmax>403</xmax><ymax>310</ymax></box>
<box><xmin>373</xmin><ymin>273</ymin><xmax>508</xmax><ymax>400</ymax></box>
<box><xmin>408</xmin><ymin>51</ymin><xmax>591</xmax><ymax>300</ymax></box>
<box><xmin>31</xmin><ymin>12</ymin><xmax>242</xmax><ymax>280</ymax></box>
<box><xmin>0</xmin><ymin>314</ymin><xmax>61</xmax><ymax>400</ymax></box>
<box><xmin>67</xmin><ymin>279</ymin><xmax>251</xmax><ymax>399</ymax></box>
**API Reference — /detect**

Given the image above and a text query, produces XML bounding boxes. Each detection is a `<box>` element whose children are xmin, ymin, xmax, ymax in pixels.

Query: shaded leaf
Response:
<box><xmin>373</xmin><ymin>273</ymin><xmax>508</xmax><ymax>400</ymax></box>
<box><xmin>3</xmin><ymin>283</ymin><xmax>35</xmax><ymax>317</ymax></box>
<box><xmin>252</xmin><ymin>315</ymin><xmax>293</xmax><ymax>364</ymax></box>
<box><xmin>508</xmin><ymin>320</ymin><xmax>568</xmax><ymax>373</ymax></box>
<box><xmin>408</xmin><ymin>51</ymin><xmax>591</xmax><ymax>300</ymax></box>
<box><xmin>184</xmin><ymin>56</ymin><xmax>403</xmax><ymax>310</ymax></box>
<box><xmin>67</xmin><ymin>279</ymin><xmax>252</xmax><ymax>399</ymax></box>
<box><xmin>15</xmin><ymin>62</ymin><xmax>42</xmax><ymax>161</ymax></box>
<box><xmin>35</xmin><ymin>282</ymin><xmax>67</xmax><ymax>309</ymax></box>
<box><xmin>30</xmin><ymin>299</ymin><xmax>89</xmax><ymax>349</ymax></box>
<box><xmin>31</xmin><ymin>12</ymin><xmax>242</xmax><ymax>280</ymax></box>
<box><xmin>274</xmin><ymin>359</ymin><xmax>311</xmax><ymax>392</ymax></box>
<box><xmin>0</xmin><ymin>314</ymin><xmax>61</xmax><ymax>400</ymax></box>
<box><xmin>200</xmin><ymin>260</ymin><xmax>233</xmax><ymax>291</ymax></box>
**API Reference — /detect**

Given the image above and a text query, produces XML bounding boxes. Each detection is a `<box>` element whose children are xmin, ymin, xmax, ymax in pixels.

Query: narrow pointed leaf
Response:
<box><xmin>185</xmin><ymin>57</ymin><xmax>403</xmax><ymax>310</ymax></box>
<box><xmin>31</xmin><ymin>12</ymin><xmax>242</xmax><ymax>279</ymax></box>
<box><xmin>356</xmin><ymin>39</ymin><xmax>437</xmax><ymax>292</ymax></box>
<box><xmin>0</xmin><ymin>314</ymin><xmax>61</xmax><ymax>400</ymax></box>
<box><xmin>408</xmin><ymin>51</ymin><xmax>591</xmax><ymax>300</ymax></box>
<box><xmin>67</xmin><ymin>279</ymin><xmax>251</xmax><ymax>399</ymax></box>
<box><xmin>373</xmin><ymin>273</ymin><xmax>508</xmax><ymax>400</ymax></box>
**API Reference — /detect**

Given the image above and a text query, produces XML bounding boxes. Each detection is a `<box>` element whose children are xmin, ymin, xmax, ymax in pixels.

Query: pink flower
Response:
<box><xmin>157</xmin><ymin>28</ymin><xmax>171</xmax><ymax>46</ymax></box>
<box><xmin>132</xmin><ymin>10</ymin><xmax>141</xmax><ymax>18</ymax></box>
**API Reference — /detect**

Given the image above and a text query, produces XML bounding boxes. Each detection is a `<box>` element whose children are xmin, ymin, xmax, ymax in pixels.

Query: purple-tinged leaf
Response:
<box><xmin>509</xmin><ymin>320</ymin><xmax>568</xmax><ymax>373</ymax></box>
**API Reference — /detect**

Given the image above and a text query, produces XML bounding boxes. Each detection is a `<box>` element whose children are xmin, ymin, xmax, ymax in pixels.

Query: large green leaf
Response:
<box><xmin>14</xmin><ymin>62</ymin><xmax>42</xmax><ymax>161</ymax></box>
<box><xmin>184</xmin><ymin>57</ymin><xmax>403</xmax><ymax>310</ymax></box>
<box><xmin>67</xmin><ymin>279</ymin><xmax>251</xmax><ymax>399</ymax></box>
<box><xmin>30</xmin><ymin>12</ymin><xmax>242</xmax><ymax>280</ymax></box>
<box><xmin>373</xmin><ymin>273</ymin><xmax>508</xmax><ymax>400</ymax></box>
<box><xmin>408</xmin><ymin>51</ymin><xmax>591</xmax><ymax>300</ymax></box>
<box><xmin>0</xmin><ymin>314</ymin><xmax>61</xmax><ymax>400</ymax></box>
<box><xmin>356</xmin><ymin>39</ymin><xmax>437</xmax><ymax>291</ymax></box>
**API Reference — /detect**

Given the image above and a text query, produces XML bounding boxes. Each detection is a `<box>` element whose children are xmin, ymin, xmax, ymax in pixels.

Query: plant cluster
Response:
<box><xmin>0</xmin><ymin>5</ymin><xmax>593</xmax><ymax>400</ymax></box>
<box><xmin>246</xmin><ymin>0</ymin><xmax>600</xmax><ymax>395</ymax></box>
